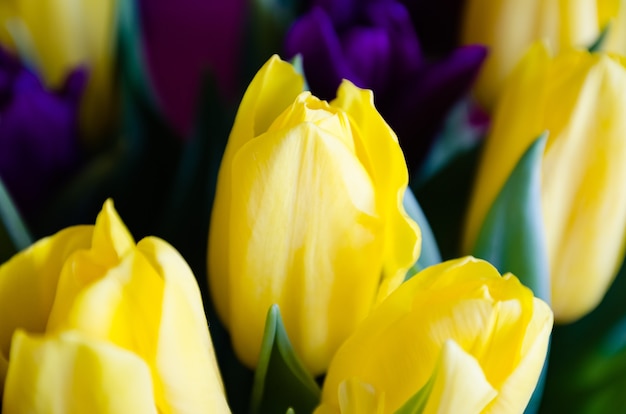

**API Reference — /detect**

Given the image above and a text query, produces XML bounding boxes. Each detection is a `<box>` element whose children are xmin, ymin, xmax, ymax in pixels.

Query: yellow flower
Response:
<box><xmin>0</xmin><ymin>200</ymin><xmax>230</xmax><ymax>413</ymax></box>
<box><xmin>316</xmin><ymin>257</ymin><xmax>553</xmax><ymax>414</ymax></box>
<box><xmin>463</xmin><ymin>44</ymin><xmax>626</xmax><ymax>323</ymax></box>
<box><xmin>0</xmin><ymin>0</ymin><xmax>117</xmax><ymax>142</ymax></box>
<box><xmin>462</xmin><ymin>0</ymin><xmax>626</xmax><ymax>110</ymax></box>
<box><xmin>207</xmin><ymin>55</ymin><xmax>421</xmax><ymax>376</ymax></box>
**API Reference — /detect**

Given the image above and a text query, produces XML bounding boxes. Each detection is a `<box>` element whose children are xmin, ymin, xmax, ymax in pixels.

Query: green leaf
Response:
<box><xmin>250</xmin><ymin>304</ymin><xmax>321</xmax><ymax>414</ymax></box>
<box><xmin>472</xmin><ymin>133</ymin><xmax>550</xmax><ymax>302</ymax></box>
<box><xmin>0</xmin><ymin>179</ymin><xmax>33</xmax><ymax>262</ymax></box>
<box><xmin>117</xmin><ymin>0</ymin><xmax>159</xmax><ymax>110</ymax></box>
<box><xmin>403</xmin><ymin>188</ymin><xmax>441</xmax><ymax>280</ymax></box>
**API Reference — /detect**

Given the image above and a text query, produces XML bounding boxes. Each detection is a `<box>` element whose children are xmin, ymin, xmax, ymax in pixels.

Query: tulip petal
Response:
<box><xmin>228</xmin><ymin>121</ymin><xmax>382</xmax><ymax>374</ymax></box>
<box><xmin>418</xmin><ymin>340</ymin><xmax>496</xmax><ymax>414</ymax></box>
<box><xmin>488</xmin><ymin>297</ymin><xmax>553</xmax><ymax>413</ymax></box>
<box><xmin>137</xmin><ymin>236</ymin><xmax>231</xmax><ymax>413</ymax></box>
<box><xmin>2</xmin><ymin>330</ymin><xmax>157</xmax><ymax>414</ymax></box>
<box><xmin>320</xmin><ymin>257</ymin><xmax>550</xmax><ymax>413</ymax></box>
<box><xmin>91</xmin><ymin>199</ymin><xmax>135</xmax><ymax>264</ymax></box>
<box><xmin>332</xmin><ymin>80</ymin><xmax>421</xmax><ymax>301</ymax></box>
<box><xmin>46</xmin><ymin>251</ymin><xmax>164</xmax><ymax>357</ymax></box>
<box><xmin>0</xmin><ymin>225</ymin><xmax>93</xmax><ymax>389</ymax></box>
<box><xmin>541</xmin><ymin>53</ymin><xmax>626</xmax><ymax>321</ymax></box>
<box><xmin>208</xmin><ymin>55</ymin><xmax>303</xmax><ymax>326</ymax></box>
<box><xmin>338</xmin><ymin>377</ymin><xmax>385</xmax><ymax>414</ymax></box>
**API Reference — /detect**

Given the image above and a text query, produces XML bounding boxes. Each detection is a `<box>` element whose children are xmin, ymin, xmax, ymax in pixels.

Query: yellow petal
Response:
<box><xmin>423</xmin><ymin>340</ymin><xmax>497</xmax><ymax>414</ymax></box>
<box><xmin>3</xmin><ymin>330</ymin><xmax>157</xmax><ymax>414</ymax></box>
<box><xmin>208</xmin><ymin>55</ymin><xmax>304</xmax><ymax>327</ymax></box>
<box><xmin>486</xmin><ymin>298</ymin><xmax>553</xmax><ymax>413</ymax></box>
<box><xmin>46</xmin><ymin>250</ymin><xmax>164</xmax><ymax>358</ymax></box>
<box><xmin>320</xmin><ymin>257</ymin><xmax>552</xmax><ymax>414</ymax></box>
<box><xmin>228</xmin><ymin>121</ymin><xmax>382</xmax><ymax>375</ymax></box>
<box><xmin>91</xmin><ymin>199</ymin><xmax>135</xmax><ymax>265</ymax></box>
<box><xmin>461</xmin><ymin>0</ymin><xmax>601</xmax><ymax>109</ymax></box>
<box><xmin>0</xmin><ymin>225</ymin><xmax>93</xmax><ymax>389</ymax></box>
<box><xmin>338</xmin><ymin>378</ymin><xmax>386</xmax><ymax>414</ymax></box>
<box><xmin>541</xmin><ymin>53</ymin><xmax>626</xmax><ymax>322</ymax></box>
<box><xmin>137</xmin><ymin>237</ymin><xmax>230</xmax><ymax>413</ymax></box>
<box><xmin>331</xmin><ymin>80</ymin><xmax>421</xmax><ymax>301</ymax></box>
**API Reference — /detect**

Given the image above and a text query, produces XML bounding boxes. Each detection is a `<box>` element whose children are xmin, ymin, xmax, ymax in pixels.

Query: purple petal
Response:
<box><xmin>341</xmin><ymin>27</ymin><xmax>391</xmax><ymax>92</ymax></box>
<box><xmin>313</xmin><ymin>0</ymin><xmax>359</xmax><ymax>26</ymax></box>
<box><xmin>284</xmin><ymin>7</ymin><xmax>357</xmax><ymax>100</ymax></box>
<box><xmin>139</xmin><ymin>0</ymin><xmax>246</xmax><ymax>135</ymax></box>
<box><xmin>365</xmin><ymin>0</ymin><xmax>422</xmax><ymax>74</ymax></box>
<box><xmin>0</xmin><ymin>53</ymin><xmax>84</xmax><ymax>215</ymax></box>
<box><xmin>60</xmin><ymin>67</ymin><xmax>89</xmax><ymax>103</ymax></box>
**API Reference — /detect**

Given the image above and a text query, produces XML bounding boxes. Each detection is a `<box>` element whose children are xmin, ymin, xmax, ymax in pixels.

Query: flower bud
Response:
<box><xmin>464</xmin><ymin>44</ymin><xmax>626</xmax><ymax>322</ymax></box>
<box><xmin>462</xmin><ymin>0</ymin><xmax>626</xmax><ymax>109</ymax></box>
<box><xmin>316</xmin><ymin>257</ymin><xmax>553</xmax><ymax>413</ymax></box>
<box><xmin>207</xmin><ymin>55</ymin><xmax>421</xmax><ymax>375</ymax></box>
<box><xmin>0</xmin><ymin>200</ymin><xmax>230</xmax><ymax>413</ymax></box>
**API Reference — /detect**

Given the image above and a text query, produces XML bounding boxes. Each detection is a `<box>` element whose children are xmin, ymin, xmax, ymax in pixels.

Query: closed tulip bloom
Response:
<box><xmin>0</xmin><ymin>0</ymin><xmax>117</xmax><ymax>141</ymax></box>
<box><xmin>0</xmin><ymin>200</ymin><xmax>230</xmax><ymax>413</ymax></box>
<box><xmin>464</xmin><ymin>44</ymin><xmax>626</xmax><ymax>323</ymax></box>
<box><xmin>462</xmin><ymin>0</ymin><xmax>626</xmax><ymax>110</ymax></box>
<box><xmin>316</xmin><ymin>257</ymin><xmax>553</xmax><ymax>414</ymax></box>
<box><xmin>208</xmin><ymin>55</ymin><xmax>421</xmax><ymax>375</ymax></box>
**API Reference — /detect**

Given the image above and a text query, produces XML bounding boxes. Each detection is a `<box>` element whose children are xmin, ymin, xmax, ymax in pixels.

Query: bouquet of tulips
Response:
<box><xmin>1</xmin><ymin>0</ymin><xmax>625</xmax><ymax>413</ymax></box>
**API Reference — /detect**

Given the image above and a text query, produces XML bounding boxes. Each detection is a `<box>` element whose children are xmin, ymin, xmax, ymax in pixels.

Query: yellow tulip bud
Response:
<box><xmin>464</xmin><ymin>44</ymin><xmax>626</xmax><ymax>323</ymax></box>
<box><xmin>207</xmin><ymin>55</ymin><xmax>421</xmax><ymax>376</ymax></box>
<box><xmin>462</xmin><ymin>0</ymin><xmax>626</xmax><ymax>110</ymax></box>
<box><xmin>316</xmin><ymin>257</ymin><xmax>553</xmax><ymax>414</ymax></box>
<box><xmin>0</xmin><ymin>0</ymin><xmax>117</xmax><ymax>142</ymax></box>
<box><xmin>0</xmin><ymin>200</ymin><xmax>230</xmax><ymax>413</ymax></box>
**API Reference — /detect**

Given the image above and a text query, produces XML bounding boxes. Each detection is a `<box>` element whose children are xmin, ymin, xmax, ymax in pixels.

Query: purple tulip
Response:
<box><xmin>139</xmin><ymin>0</ymin><xmax>246</xmax><ymax>136</ymax></box>
<box><xmin>284</xmin><ymin>0</ymin><xmax>486</xmax><ymax>171</ymax></box>
<box><xmin>0</xmin><ymin>48</ymin><xmax>86</xmax><ymax>216</ymax></box>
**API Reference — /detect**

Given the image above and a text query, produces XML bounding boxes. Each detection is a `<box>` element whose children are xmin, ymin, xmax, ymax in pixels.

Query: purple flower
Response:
<box><xmin>139</xmin><ymin>0</ymin><xmax>246</xmax><ymax>136</ymax></box>
<box><xmin>0</xmin><ymin>48</ymin><xmax>86</xmax><ymax>216</ymax></box>
<box><xmin>284</xmin><ymin>0</ymin><xmax>486</xmax><ymax>171</ymax></box>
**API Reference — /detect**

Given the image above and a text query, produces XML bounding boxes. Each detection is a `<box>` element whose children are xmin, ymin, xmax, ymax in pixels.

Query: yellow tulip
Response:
<box><xmin>0</xmin><ymin>0</ymin><xmax>117</xmax><ymax>142</ymax></box>
<box><xmin>207</xmin><ymin>55</ymin><xmax>421</xmax><ymax>376</ymax></box>
<box><xmin>463</xmin><ymin>44</ymin><xmax>626</xmax><ymax>323</ymax></box>
<box><xmin>462</xmin><ymin>0</ymin><xmax>626</xmax><ymax>110</ymax></box>
<box><xmin>0</xmin><ymin>200</ymin><xmax>230</xmax><ymax>413</ymax></box>
<box><xmin>316</xmin><ymin>257</ymin><xmax>553</xmax><ymax>414</ymax></box>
